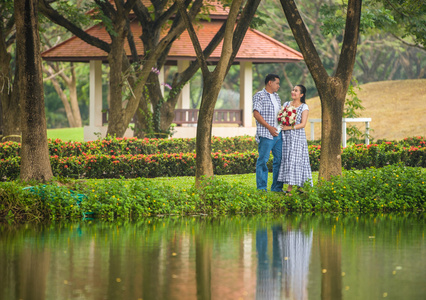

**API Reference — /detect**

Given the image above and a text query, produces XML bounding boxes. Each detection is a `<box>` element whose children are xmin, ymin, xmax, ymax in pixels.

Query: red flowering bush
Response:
<box><xmin>0</xmin><ymin>136</ymin><xmax>425</xmax><ymax>181</ymax></box>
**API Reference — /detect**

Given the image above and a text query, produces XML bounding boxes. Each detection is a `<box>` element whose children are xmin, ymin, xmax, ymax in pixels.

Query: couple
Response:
<box><xmin>253</xmin><ymin>74</ymin><xmax>313</xmax><ymax>195</ymax></box>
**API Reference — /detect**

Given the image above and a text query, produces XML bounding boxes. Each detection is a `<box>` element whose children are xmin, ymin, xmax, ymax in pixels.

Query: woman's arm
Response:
<box><xmin>281</xmin><ymin>109</ymin><xmax>309</xmax><ymax>131</ymax></box>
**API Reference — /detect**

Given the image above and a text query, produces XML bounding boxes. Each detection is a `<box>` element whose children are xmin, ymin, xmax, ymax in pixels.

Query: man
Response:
<box><xmin>253</xmin><ymin>74</ymin><xmax>283</xmax><ymax>192</ymax></box>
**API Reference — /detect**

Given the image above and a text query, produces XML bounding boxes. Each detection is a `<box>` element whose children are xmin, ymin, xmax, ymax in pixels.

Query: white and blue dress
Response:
<box><xmin>278</xmin><ymin>102</ymin><xmax>313</xmax><ymax>187</ymax></box>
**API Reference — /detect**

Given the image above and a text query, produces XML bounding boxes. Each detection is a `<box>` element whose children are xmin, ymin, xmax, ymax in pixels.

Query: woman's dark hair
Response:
<box><xmin>296</xmin><ymin>84</ymin><xmax>307</xmax><ymax>103</ymax></box>
<box><xmin>265</xmin><ymin>74</ymin><xmax>280</xmax><ymax>85</ymax></box>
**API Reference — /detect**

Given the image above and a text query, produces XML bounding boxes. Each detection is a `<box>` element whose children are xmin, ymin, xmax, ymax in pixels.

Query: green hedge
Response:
<box><xmin>0</xmin><ymin>136</ymin><xmax>258</xmax><ymax>159</ymax></box>
<box><xmin>0</xmin><ymin>136</ymin><xmax>425</xmax><ymax>180</ymax></box>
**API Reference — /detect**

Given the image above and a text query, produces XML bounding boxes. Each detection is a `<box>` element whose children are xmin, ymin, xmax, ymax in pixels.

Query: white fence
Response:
<box><xmin>309</xmin><ymin>118</ymin><xmax>371</xmax><ymax>147</ymax></box>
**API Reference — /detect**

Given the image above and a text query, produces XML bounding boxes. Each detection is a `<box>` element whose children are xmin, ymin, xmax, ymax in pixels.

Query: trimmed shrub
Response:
<box><xmin>0</xmin><ymin>136</ymin><xmax>425</xmax><ymax>180</ymax></box>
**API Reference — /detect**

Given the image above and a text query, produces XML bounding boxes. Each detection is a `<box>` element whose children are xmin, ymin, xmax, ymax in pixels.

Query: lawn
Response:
<box><xmin>151</xmin><ymin>172</ymin><xmax>320</xmax><ymax>190</ymax></box>
<box><xmin>47</xmin><ymin>127</ymin><xmax>84</xmax><ymax>142</ymax></box>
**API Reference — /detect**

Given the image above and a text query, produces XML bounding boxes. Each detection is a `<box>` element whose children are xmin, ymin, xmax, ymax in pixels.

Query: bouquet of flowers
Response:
<box><xmin>277</xmin><ymin>104</ymin><xmax>297</xmax><ymax>127</ymax></box>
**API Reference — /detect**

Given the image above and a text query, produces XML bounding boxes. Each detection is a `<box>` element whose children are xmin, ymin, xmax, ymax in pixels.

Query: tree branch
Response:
<box><xmin>279</xmin><ymin>0</ymin><xmax>329</xmax><ymax>87</ymax></box>
<box><xmin>39</xmin><ymin>0</ymin><xmax>111</xmax><ymax>53</ymax></box>
<box><xmin>335</xmin><ymin>0</ymin><xmax>362</xmax><ymax>82</ymax></box>
<box><xmin>176</xmin><ymin>0</ymin><xmax>209</xmax><ymax>76</ymax></box>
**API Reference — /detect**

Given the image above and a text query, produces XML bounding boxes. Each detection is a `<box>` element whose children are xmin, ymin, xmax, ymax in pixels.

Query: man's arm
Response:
<box><xmin>253</xmin><ymin>110</ymin><xmax>279</xmax><ymax>137</ymax></box>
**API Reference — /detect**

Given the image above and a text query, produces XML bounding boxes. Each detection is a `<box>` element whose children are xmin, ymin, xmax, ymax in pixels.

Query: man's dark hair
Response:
<box><xmin>265</xmin><ymin>74</ymin><xmax>280</xmax><ymax>85</ymax></box>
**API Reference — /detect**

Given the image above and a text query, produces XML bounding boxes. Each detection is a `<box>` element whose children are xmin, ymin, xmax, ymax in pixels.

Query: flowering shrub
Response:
<box><xmin>0</xmin><ymin>151</ymin><xmax>260</xmax><ymax>180</ymax></box>
<box><xmin>1</xmin><ymin>136</ymin><xmax>258</xmax><ymax>159</ymax></box>
<box><xmin>342</xmin><ymin>142</ymin><xmax>426</xmax><ymax>169</ymax></box>
<box><xmin>0</xmin><ymin>136</ymin><xmax>425</xmax><ymax>181</ymax></box>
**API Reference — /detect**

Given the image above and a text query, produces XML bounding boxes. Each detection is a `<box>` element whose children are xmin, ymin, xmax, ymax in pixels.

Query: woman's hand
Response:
<box><xmin>281</xmin><ymin>125</ymin><xmax>293</xmax><ymax>131</ymax></box>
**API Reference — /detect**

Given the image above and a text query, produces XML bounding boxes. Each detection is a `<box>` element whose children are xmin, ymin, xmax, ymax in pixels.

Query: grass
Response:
<box><xmin>47</xmin><ymin>127</ymin><xmax>85</xmax><ymax>142</ymax></box>
<box><xmin>151</xmin><ymin>172</ymin><xmax>319</xmax><ymax>189</ymax></box>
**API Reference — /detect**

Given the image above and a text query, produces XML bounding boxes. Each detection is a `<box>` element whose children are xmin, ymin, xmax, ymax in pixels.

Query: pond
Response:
<box><xmin>1</xmin><ymin>213</ymin><xmax>425</xmax><ymax>300</ymax></box>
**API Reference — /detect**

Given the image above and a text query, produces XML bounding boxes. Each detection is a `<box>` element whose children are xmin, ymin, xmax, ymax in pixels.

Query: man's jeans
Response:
<box><xmin>256</xmin><ymin>135</ymin><xmax>283</xmax><ymax>191</ymax></box>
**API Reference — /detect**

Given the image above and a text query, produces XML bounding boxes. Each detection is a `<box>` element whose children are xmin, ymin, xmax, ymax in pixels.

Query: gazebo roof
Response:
<box><xmin>41</xmin><ymin>3</ymin><xmax>303</xmax><ymax>64</ymax></box>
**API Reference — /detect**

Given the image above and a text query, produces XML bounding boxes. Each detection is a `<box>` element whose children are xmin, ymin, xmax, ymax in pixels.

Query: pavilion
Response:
<box><xmin>41</xmin><ymin>2</ymin><xmax>303</xmax><ymax>141</ymax></box>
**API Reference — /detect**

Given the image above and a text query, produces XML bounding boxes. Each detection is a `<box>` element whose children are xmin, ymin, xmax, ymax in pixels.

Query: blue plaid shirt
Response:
<box><xmin>253</xmin><ymin>88</ymin><xmax>282</xmax><ymax>143</ymax></box>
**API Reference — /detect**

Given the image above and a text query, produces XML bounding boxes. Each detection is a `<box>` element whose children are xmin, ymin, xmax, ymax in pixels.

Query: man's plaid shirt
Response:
<box><xmin>253</xmin><ymin>88</ymin><xmax>282</xmax><ymax>143</ymax></box>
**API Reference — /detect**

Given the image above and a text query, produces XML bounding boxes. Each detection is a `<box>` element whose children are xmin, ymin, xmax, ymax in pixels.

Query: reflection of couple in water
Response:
<box><xmin>256</xmin><ymin>225</ymin><xmax>313</xmax><ymax>300</ymax></box>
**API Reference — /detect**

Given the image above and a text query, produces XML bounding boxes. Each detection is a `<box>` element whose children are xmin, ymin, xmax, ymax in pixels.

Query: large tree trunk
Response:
<box><xmin>318</xmin><ymin>79</ymin><xmax>346</xmax><ymax>181</ymax></box>
<box><xmin>16</xmin><ymin>0</ymin><xmax>53</xmax><ymax>181</ymax></box>
<box><xmin>195</xmin><ymin>76</ymin><xmax>220</xmax><ymax>179</ymax></box>
<box><xmin>280</xmin><ymin>0</ymin><xmax>362</xmax><ymax>181</ymax></box>
<box><xmin>0</xmin><ymin>29</ymin><xmax>21</xmax><ymax>142</ymax></box>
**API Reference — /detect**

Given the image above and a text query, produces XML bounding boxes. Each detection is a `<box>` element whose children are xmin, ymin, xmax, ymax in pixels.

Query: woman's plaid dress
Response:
<box><xmin>278</xmin><ymin>102</ymin><xmax>313</xmax><ymax>187</ymax></box>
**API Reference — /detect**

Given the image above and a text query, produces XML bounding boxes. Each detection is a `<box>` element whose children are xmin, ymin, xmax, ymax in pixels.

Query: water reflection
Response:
<box><xmin>0</xmin><ymin>214</ymin><xmax>425</xmax><ymax>300</ymax></box>
<box><xmin>256</xmin><ymin>226</ymin><xmax>313</xmax><ymax>300</ymax></box>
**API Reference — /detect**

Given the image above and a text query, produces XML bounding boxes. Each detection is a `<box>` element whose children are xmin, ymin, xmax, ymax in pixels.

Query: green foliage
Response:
<box><xmin>319</xmin><ymin>4</ymin><xmax>346</xmax><ymax>36</ymax></box>
<box><xmin>1</xmin><ymin>165</ymin><xmax>424</xmax><ymax>222</ymax></box>
<box><xmin>313</xmin><ymin>164</ymin><xmax>426</xmax><ymax>212</ymax></box>
<box><xmin>371</xmin><ymin>0</ymin><xmax>426</xmax><ymax>48</ymax></box>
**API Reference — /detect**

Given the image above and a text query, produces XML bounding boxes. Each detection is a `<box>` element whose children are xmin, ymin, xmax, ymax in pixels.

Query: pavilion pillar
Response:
<box><xmin>89</xmin><ymin>60</ymin><xmax>103</xmax><ymax>127</ymax></box>
<box><xmin>159</xmin><ymin>66</ymin><xmax>165</xmax><ymax>97</ymax></box>
<box><xmin>177</xmin><ymin>60</ymin><xmax>190</xmax><ymax>109</ymax></box>
<box><xmin>240</xmin><ymin>61</ymin><xmax>253</xmax><ymax>127</ymax></box>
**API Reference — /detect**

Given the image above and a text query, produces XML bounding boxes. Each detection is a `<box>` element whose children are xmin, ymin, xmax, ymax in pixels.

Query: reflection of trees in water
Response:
<box><xmin>256</xmin><ymin>226</ymin><xmax>313</xmax><ymax>300</ymax></box>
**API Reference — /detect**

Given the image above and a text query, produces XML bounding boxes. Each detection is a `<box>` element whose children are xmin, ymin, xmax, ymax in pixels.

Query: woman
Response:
<box><xmin>278</xmin><ymin>85</ymin><xmax>313</xmax><ymax>195</ymax></box>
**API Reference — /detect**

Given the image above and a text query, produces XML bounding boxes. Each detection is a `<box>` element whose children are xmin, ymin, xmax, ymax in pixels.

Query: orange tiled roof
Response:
<box><xmin>42</xmin><ymin>5</ymin><xmax>302</xmax><ymax>64</ymax></box>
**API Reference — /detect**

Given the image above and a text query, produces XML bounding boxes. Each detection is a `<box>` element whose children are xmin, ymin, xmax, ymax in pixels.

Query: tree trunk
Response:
<box><xmin>318</xmin><ymin>79</ymin><xmax>346</xmax><ymax>181</ymax></box>
<box><xmin>195</xmin><ymin>76</ymin><xmax>219</xmax><ymax>179</ymax></box>
<box><xmin>280</xmin><ymin>0</ymin><xmax>362</xmax><ymax>181</ymax></box>
<box><xmin>0</xmin><ymin>28</ymin><xmax>21</xmax><ymax>142</ymax></box>
<box><xmin>133</xmin><ymin>90</ymin><xmax>150</xmax><ymax>139</ymax></box>
<box><xmin>68</xmin><ymin>64</ymin><xmax>82</xmax><ymax>127</ymax></box>
<box><xmin>106</xmin><ymin>16</ymin><xmax>129</xmax><ymax>138</ymax></box>
<box><xmin>16</xmin><ymin>0</ymin><xmax>53</xmax><ymax>181</ymax></box>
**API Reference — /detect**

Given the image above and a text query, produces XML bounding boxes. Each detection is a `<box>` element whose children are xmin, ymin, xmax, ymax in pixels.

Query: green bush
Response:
<box><xmin>1</xmin><ymin>136</ymin><xmax>425</xmax><ymax>181</ymax></box>
<box><xmin>1</xmin><ymin>164</ymin><xmax>424</xmax><ymax>222</ymax></box>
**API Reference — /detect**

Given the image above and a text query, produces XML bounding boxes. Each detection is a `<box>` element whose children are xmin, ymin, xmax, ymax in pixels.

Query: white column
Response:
<box><xmin>159</xmin><ymin>66</ymin><xmax>165</xmax><ymax>97</ymax></box>
<box><xmin>240</xmin><ymin>61</ymin><xmax>253</xmax><ymax>127</ymax></box>
<box><xmin>365</xmin><ymin>121</ymin><xmax>370</xmax><ymax>145</ymax></box>
<box><xmin>342</xmin><ymin>119</ymin><xmax>347</xmax><ymax>148</ymax></box>
<box><xmin>177</xmin><ymin>60</ymin><xmax>190</xmax><ymax>109</ymax></box>
<box><xmin>89</xmin><ymin>60</ymin><xmax>103</xmax><ymax>127</ymax></box>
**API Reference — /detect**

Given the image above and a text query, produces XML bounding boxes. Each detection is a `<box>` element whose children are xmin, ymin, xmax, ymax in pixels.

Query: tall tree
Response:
<box><xmin>40</xmin><ymin>0</ymin><xmax>210</xmax><ymax>138</ymax></box>
<box><xmin>42</xmin><ymin>62</ymin><xmax>82</xmax><ymax>127</ymax></box>
<box><xmin>15</xmin><ymin>0</ymin><xmax>53</xmax><ymax>181</ymax></box>
<box><xmin>0</xmin><ymin>1</ymin><xmax>21</xmax><ymax>142</ymax></box>
<box><xmin>280</xmin><ymin>0</ymin><xmax>362</xmax><ymax>181</ymax></box>
<box><xmin>177</xmin><ymin>0</ymin><xmax>261</xmax><ymax>184</ymax></box>
<box><xmin>40</xmin><ymin>13</ymin><xmax>84</xmax><ymax>128</ymax></box>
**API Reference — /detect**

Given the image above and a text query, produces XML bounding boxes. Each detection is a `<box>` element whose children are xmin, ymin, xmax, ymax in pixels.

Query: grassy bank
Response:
<box><xmin>1</xmin><ymin>164</ymin><xmax>425</xmax><ymax>223</ymax></box>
